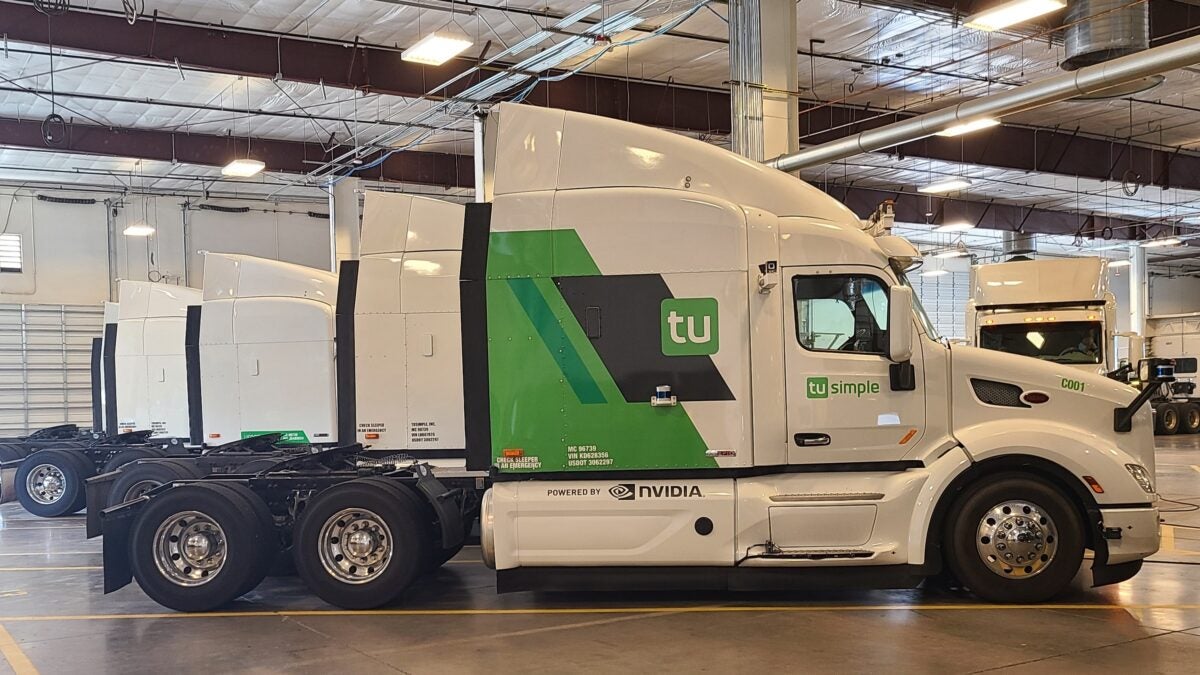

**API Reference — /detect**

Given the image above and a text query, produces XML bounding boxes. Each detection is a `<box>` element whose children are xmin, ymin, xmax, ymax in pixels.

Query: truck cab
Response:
<box><xmin>966</xmin><ymin>257</ymin><xmax>1116</xmax><ymax>374</ymax></box>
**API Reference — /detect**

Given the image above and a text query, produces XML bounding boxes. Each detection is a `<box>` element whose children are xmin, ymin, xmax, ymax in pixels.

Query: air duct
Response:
<box><xmin>1002</xmin><ymin>231</ymin><xmax>1037</xmax><ymax>258</ymax></box>
<box><xmin>1064</xmin><ymin>0</ymin><xmax>1148</xmax><ymax>70</ymax></box>
<box><xmin>1062</xmin><ymin>0</ymin><xmax>1162</xmax><ymax>98</ymax></box>
<box><xmin>769</xmin><ymin>33</ymin><xmax>1200</xmax><ymax>172</ymax></box>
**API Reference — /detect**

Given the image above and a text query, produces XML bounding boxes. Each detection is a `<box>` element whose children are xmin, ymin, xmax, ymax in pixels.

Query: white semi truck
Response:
<box><xmin>966</xmin><ymin>257</ymin><xmax>1117</xmax><ymax>373</ymax></box>
<box><xmin>96</xmin><ymin>103</ymin><xmax>1162</xmax><ymax>612</ymax></box>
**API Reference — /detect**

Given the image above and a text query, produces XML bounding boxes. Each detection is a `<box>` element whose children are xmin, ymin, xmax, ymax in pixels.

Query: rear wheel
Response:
<box><xmin>107</xmin><ymin>459</ymin><xmax>205</xmax><ymax>507</ymax></box>
<box><xmin>1155</xmin><ymin>404</ymin><xmax>1181</xmax><ymax>435</ymax></box>
<box><xmin>129</xmin><ymin>483</ymin><xmax>273</xmax><ymax>612</ymax></box>
<box><xmin>944</xmin><ymin>474</ymin><xmax>1084</xmax><ymax>603</ymax></box>
<box><xmin>293</xmin><ymin>479</ymin><xmax>430</xmax><ymax>609</ymax></box>
<box><xmin>1180</xmin><ymin>403</ymin><xmax>1200</xmax><ymax>434</ymax></box>
<box><xmin>15</xmin><ymin>448</ymin><xmax>92</xmax><ymax>517</ymax></box>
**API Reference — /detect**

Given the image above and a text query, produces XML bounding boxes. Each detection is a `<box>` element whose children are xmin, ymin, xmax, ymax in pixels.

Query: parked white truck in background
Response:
<box><xmin>96</xmin><ymin>103</ymin><xmax>1162</xmax><ymax>614</ymax></box>
<box><xmin>966</xmin><ymin>257</ymin><xmax>1116</xmax><ymax>373</ymax></box>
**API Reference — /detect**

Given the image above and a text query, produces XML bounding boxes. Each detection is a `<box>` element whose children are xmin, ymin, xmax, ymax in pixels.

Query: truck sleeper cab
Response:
<box><xmin>99</xmin><ymin>103</ymin><xmax>1159</xmax><ymax>612</ymax></box>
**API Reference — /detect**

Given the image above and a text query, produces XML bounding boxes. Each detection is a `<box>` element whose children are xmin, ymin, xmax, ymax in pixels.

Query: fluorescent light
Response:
<box><xmin>935</xmin><ymin>249</ymin><xmax>968</xmax><ymax>259</ymax></box>
<box><xmin>221</xmin><ymin>158</ymin><xmax>265</xmax><ymax>178</ymax></box>
<box><xmin>920</xmin><ymin>269</ymin><xmax>949</xmax><ymax>277</ymax></box>
<box><xmin>1141</xmin><ymin>237</ymin><xmax>1182</xmax><ymax>248</ymax></box>
<box><xmin>934</xmin><ymin>221</ymin><xmax>976</xmax><ymax>233</ymax></box>
<box><xmin>966</xmin><ymin>0</ymin><xmax>1066</xmax><ymax>32</ymax></box>
<box><xmin>123</xmin><ymin>223</ymin><xmax>155</xmax><ymax>237</ymax></box>
<box><xmin>401</xmin><ymin>32</ymin><xmax>473</xmax><ymax>66</ymax></box>
<box><xmin>918</xmin><ymin>178</ymin><xmax>972</xmax><ymax>194</ymax></box>
<box><xmin>1107</xmin><ymin>260</ymin><xmax>1131</xmax><ymax>268</ymax></box>
<box><xmin>936</xmin><ymin>118</ymin><xmax>1000</xmax><ymax>137</ymax></box>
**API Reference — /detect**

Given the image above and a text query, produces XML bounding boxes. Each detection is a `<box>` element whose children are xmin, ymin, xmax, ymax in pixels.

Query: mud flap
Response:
<box><xmin>1088</xmin><ymin>508</ymin><xmax>1145</xmax><ymax>587</ymax></box>
<box><xmin>100</xmin><ymin>500</ymin><xmax>144</xmax><ymax>593</ymax></box>
<box><xmin>85</xmin><ymin>471</ymin><xmax>121</xmax><ymax>538</ymax></box>
<box><xmin>412</xmin><ymin>464</ymin><xmax>465</xmax><ymax>551</ymax></box>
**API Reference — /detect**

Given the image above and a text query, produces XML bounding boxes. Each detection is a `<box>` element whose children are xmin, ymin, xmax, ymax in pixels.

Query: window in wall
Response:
<box><xmin>0</xmin><ymin>234</ymin><xmax>22</xmax><ymax>273</ymax></box>
<box><xmin>793</xmin><ymin>274</ymin><xmax>889</xmax><ymax>354</ymax></box>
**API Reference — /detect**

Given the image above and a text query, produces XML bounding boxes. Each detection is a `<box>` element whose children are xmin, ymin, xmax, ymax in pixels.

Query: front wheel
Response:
<box><xmin>944</xmin><ymin>474</ymin><xmax>1084</xmax><ymax>603</ymax></box>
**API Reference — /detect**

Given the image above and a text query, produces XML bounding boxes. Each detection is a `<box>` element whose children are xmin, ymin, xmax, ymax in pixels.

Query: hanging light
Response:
<box><xmin>402</xmin><ymin>32</ymin><xmax>474</xmax><ymax>66</ymax></box>
<box><xmin>965</xmin><ymin>0</ymin><xmax>1066</xmax><ymax>32</ymax></box>
<box><xmin>123</xmin><ymin>223</ymin><xmax>155</xmax><ymax>237</ymax></box>
<box><xmin>1107</xmin><ymin>260</ymin><xmax>1131</xmax><ymax>268</ymax></box>
<box><xmin>222</xmin><ymin>158</ymin><xmax>266</xmax><ymax>178</ymax></box>
<box><xmin>936</xmin><ymin>118</ymin><xmax>1000</xmax><ymax>137</ymax></box>
<box><xmin>934</xmin><ymin>221</ymin><xmax>976</xmax><ymax>233</ymax></box>
<box><xmin>1140</xmin><ymin>237</ymin><xmax>1182</xmax><ymax>248</ymax></box>
<box><xmin>920</xmin><ymin>269</ymin><xmax>950</xmax><ymax>277</ymax></box>
<box><xmin>919</xmin><ymin>178</ymin><xmax>972</xmax><ymax>194</ymax></box>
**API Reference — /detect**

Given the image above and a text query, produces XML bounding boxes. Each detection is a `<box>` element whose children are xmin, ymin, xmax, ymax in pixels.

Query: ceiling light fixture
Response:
<box><xmin>918</xmin><ymin>178</ymin><xmax>972</xmax><ymax>194</ymax></box>
<box><xmin>920</xmin><ymin>269</ymin><xmax>950</xmax><ymax>277</ymax></box>
<box><xmin>934</xmin><ymin>221</ymin><xmax>976</xmax><ymax>233</ymax></box>
<box><xmin>1107</xmin><ymin>259</ymin><xmax>1131</xmax><ymax>268</ymax></box>
<box><xmin>965</xmin><ymin>0</ymin><xmax>1067</xmax><ymax>32</ymax></box>
<box><xmin>402</xmin><ymin>32</ymin><xmax>474</xmax><ymax>66</ymax></box>
<box><xmin>1140</xmin><ymin>237</ymin><xmax>1182</xmax><ymax>248</ymax></box>
<box><xmin>936</xmin><ymin>118</ymin><xmax>1000</xmax><ymax>137</ymax></box>
<box><xmin>123</xmin><ymin>223</ymin><xmax>156</xmax><ymax>237</ymax></box>
<box><xmin>935</xmin><ymin>248</ymin><xmax>968</xmax><ymax>259</ymax></box>
<box><xmin>222</xmin><ymin>158</ymin><xmax>266</xmax><ymax>178</ymax></box>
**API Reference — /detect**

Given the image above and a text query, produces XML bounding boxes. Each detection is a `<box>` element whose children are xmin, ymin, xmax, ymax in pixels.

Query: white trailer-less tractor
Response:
<box><xmin>967</xmin><ymin>257</ymin><xmax>1117</xmax><ymax>374</ymax></box>
<box><xmin>97</xmin><ymin>104</ymin><xmax>1161</xmax><ymax>612</ymax></box>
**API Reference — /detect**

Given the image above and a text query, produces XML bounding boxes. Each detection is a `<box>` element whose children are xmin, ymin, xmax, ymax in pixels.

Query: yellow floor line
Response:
<box><xmin>1192</xmin><ymin>465</ymin><xmax>1200</xmax><ymax>473</ymax></box>
<box><xmin>1162</xmin><ymin>524</ymin><xmax>1177</xmax><ymax>552</ymax></box>
<box><xmin>0</xmin><ymin>567</ymin><xmax>100</xmax><ymax>572</ymax></box>
<box><xmin>2</xmin><ymin>603</ymin><xmax>1200</xmax><ymax>622</ymax></box>
<box><xmin>0</xmin><ymin>623</ymin><xmax>38</xmax><ymax>675</ymax></box>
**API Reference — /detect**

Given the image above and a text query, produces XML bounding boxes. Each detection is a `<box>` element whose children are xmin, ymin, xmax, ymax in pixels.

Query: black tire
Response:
<box><xmin>203</xmin><ymin>482</ymin><xmax>278</xmax><ymax>597</ymax></box>
<box><xmin>107</xmin><ymin>459</ymin><xmax>205</xmax><ymax>507</ymax></box>
<box><xmin>1180</xmin><ymin>403</ymin><xmax>1200</xmax><ymax>435</ymax></box>
<box><xmin>356</xmin><ymin>478</ymin><xmax>448</xmax><ymax>571</ymax></box>
<box><xmin>0</xmin><ymin>445</ymin><xmax>24</xmax><ymax>463</ymax></box>
<box><xmin>1155</xmin><ymin>404</ymin><xmax>1181</xmax><ymax>435</ymax></box>
<box><xmin>14</xmin><ymin>448</ymin><xmax>91</xmax><ymax>517</ymax></box>
<box><xmin>944</xmin><ymin>473</ymin><xmax>1085</xmax><ymax>603</ymax></box>
<box><xmin>234</xmin><ymin>457</ymin><xmax>281</xmax><ymax>474</ymax></box>
<box><xmin>129</xmin><ymin>483</ymin><xmax>273</xmax><ymax>612</ymax></box>
<box><xmin>102</xmin><ymin>448</ymin><xmax>162</xmax><ymax>474</ymax></box>
<box><xmin>293</xmin><ymin>479</ymin><xmax>431</xmax><ymax>609</ymax></box>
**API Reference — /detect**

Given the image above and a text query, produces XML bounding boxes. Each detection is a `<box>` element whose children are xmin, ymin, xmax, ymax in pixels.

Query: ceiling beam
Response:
<box><xmin>798</xmin><ymin>102</ymin><xmax>1200</xmax><ymax>192</ymax></box>
<box><xmin>0</xmin><ymin>1</ymin><xmax>729</xmax><ymax>134</ymax></box>
<box><xmin>818</xmin><ymin>184</ymin><xmax>1172</xmax><ymax>241</ymax></box>
<box><xmin>0</xmin><ymin>117</ymin><xmax>474</xmax><ymax>187</ymax></box>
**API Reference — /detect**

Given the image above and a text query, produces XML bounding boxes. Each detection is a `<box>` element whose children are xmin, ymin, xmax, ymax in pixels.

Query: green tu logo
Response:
<box><xmin>806</xmin><ymin>377</ymin><xmax>829</xmax><ymax>399</ymax></box>
<box><xmin>661</xmin><ymin>298</ymin><xmax>719</xmax><ymax>356</ymax></box>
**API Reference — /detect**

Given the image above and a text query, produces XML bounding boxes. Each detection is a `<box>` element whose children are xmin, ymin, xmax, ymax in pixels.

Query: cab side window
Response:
<box><xmin>793</xmin><ymin>275</ymin><xmax>889</xmax><ymax>354</ymax></box>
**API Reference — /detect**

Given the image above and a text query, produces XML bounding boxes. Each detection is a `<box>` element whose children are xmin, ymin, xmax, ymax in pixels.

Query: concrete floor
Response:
<box><xmin>0</xmin><ymin>442</ymin><xmax>1197</xmax><ymax>674</ymax></box>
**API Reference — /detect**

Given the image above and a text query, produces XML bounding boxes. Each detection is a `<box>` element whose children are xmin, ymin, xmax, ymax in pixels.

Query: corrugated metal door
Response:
<box><xmin>910</xmin><ymin>271</ymin><xmax>970</xmax><ymax>340</ymax></box>
<box><xmin>0</xmin><ymin>304</ymin><xmax>103</xmax><ymax>436</ymax></box>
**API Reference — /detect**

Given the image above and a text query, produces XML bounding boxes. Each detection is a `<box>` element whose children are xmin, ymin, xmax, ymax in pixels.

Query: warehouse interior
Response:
<box><xmin>0</xmin><ymin>0</ymin><xmax>1199</xmax><ymax>672</ymax></box>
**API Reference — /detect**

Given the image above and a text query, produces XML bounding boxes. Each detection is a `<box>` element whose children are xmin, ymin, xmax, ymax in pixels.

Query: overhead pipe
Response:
<box><xmin>769</xmin><ymin>33</ymin><xmax>1200</xmax><ymax>172</ymax></box>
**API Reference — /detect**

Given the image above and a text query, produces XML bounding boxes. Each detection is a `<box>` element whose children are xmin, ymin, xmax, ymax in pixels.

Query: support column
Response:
<box><xmin>328</xmin><ymin>178</ymin><xmax>361</xmax><ymax>273</ymax></box>
<box><xmin>1129</xmin><ymin>244</ymin><xmax>1149</xmax><ymax>336</ymax></box>
<box><xmin>728</xmin><ymin>0</ymin><xmax>798</xmax><ymax>161</ymax></box>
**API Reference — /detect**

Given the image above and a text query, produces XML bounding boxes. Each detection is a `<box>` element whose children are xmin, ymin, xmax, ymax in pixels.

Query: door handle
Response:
<box><xmin>794</xmin><ymin>433</ymin><xmax>831</xmax><ymax>447</ymax></box>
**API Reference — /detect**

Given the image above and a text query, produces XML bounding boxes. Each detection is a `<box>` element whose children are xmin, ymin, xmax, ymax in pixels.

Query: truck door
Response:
<box><xmin>783</xmin><ymin>266</ymin><xmax>925</xmax><ymax>463</ymax></box>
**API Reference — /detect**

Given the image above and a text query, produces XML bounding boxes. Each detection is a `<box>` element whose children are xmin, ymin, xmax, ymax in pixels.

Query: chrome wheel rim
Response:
<box><xmin>153</xmin><ymin>510</ymin><xmax>226</xmax><ymax>587</ymax></box>
<box><xmin>26</xmin><ymin>463</ymin><xmax>66</xmax><ymax>505</ymax></box>
<box><xmin>317</xmin><ymin>508</ymin><xmax>392</xmax><ymax>584</ymax></box>
<box><xmin>124</xmin><ymin>480</ymin><xmax>162</xmax><ymax>502</ymax></box>
<box><xmin>976</xmin><ymin>500</ymin><xmax>1059</xmax><ymax>578</ymax></box>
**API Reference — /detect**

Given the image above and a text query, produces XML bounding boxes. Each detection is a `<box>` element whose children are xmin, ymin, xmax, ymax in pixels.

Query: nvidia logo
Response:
<box><xmin>661</xmin><ymin>298</ymin><xmax>719</xmax><ymax>356</ymax></box>
<box><xmin>609</xmin><ymin>483</ymin><xmax>635</xmax><ymax>500</ymax></box>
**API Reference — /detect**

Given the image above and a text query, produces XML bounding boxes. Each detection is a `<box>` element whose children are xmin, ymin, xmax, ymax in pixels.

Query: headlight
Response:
<box><xmin>1125</xmin><ymin>464</ymin><xmax>1155</xmax><ymax>493</ymax></box>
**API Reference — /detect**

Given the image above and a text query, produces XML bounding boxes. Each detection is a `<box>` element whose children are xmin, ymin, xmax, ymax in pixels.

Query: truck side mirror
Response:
<box><xmin>888</xmin><ymin>286</ymin><xmax>914</xmax><ymax>363</ymax></box>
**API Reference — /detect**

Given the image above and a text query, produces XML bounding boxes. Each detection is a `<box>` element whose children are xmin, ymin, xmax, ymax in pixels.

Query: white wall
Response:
<box><xmin>1148</xmin><ymin>275</ymin><xmax>1200</xmax><ymax>316</ymax></box>
<box><xmin>0</xmin><ymin>189</ymin><xmax>331</xmax><ymax>304</ymax></box>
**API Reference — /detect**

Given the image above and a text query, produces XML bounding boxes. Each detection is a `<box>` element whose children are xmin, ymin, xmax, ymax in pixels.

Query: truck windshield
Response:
<box><xmin>892</xmin><ymin>266</ymin><xmax>941</xmax><ymax>341</ymax></box>
<box><xmin>978</xmin><ymin>321</ymin><xmax>1103</xmax><ymax>365</ymax></box>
